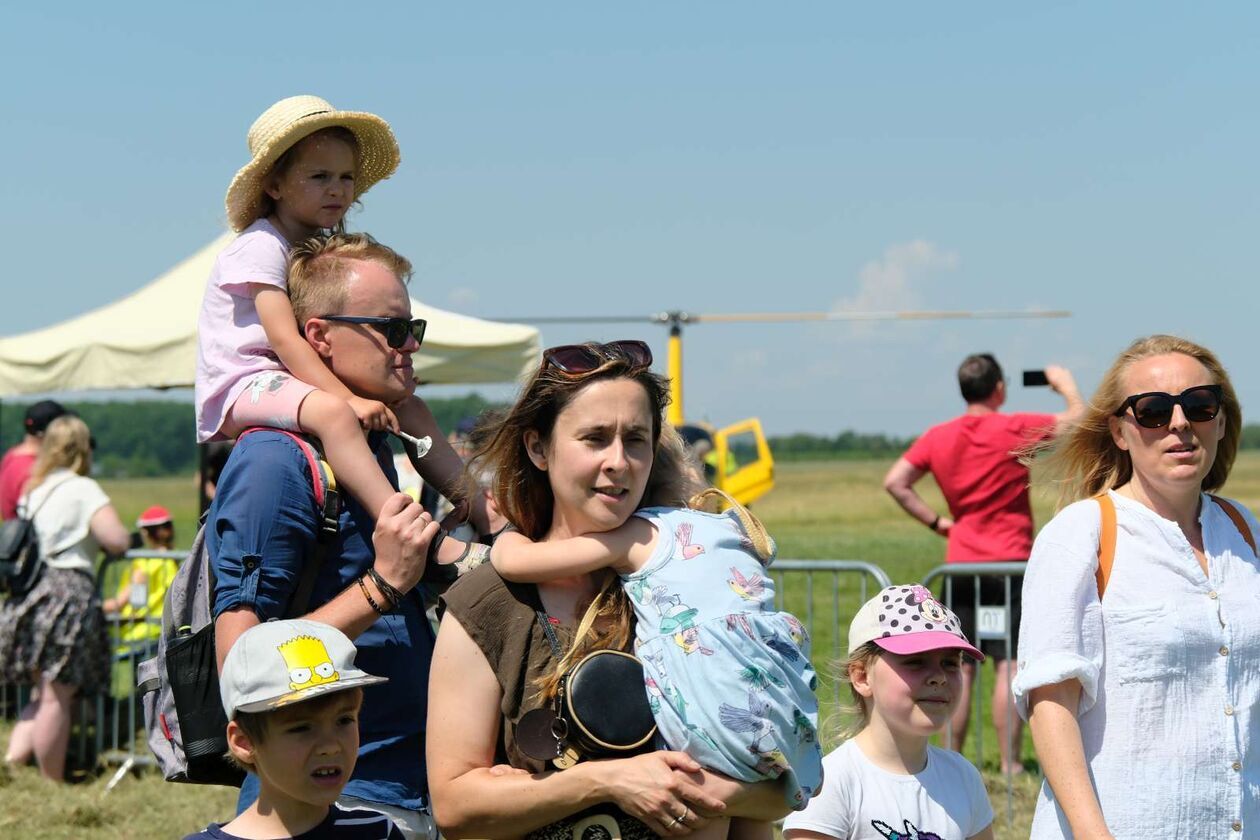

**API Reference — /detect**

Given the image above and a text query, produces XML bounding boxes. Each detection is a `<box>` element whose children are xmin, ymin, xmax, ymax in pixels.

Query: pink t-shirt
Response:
<box><xmin>194</xmin><ymin>218</ymin><xmax>290</xmax><ymax>442</ymax></box>
<box><xmin>0</xmin><ymin>447</ymin><xmax>37</xmax><ymax>520</ymax></box>
<box><xmin>903</xmin><ymin>412</ymin><xmax>1056</xmax><ymax>563</ymax></box>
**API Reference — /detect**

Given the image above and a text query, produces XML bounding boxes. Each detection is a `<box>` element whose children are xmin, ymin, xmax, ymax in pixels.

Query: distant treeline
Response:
<box><xmin>765</xmin><ymin>431</ymin><xmax>915</xmax><ymax>461</ymax></box>
<box><xmin>0</xmin><ymin>395</ymin><xmax>502</xmax><ymax>478</ymax></box>
<box><xmin>8</xmin><ymin>400</ymin><xmax>1260</xmax><ymax>476</ymax></box>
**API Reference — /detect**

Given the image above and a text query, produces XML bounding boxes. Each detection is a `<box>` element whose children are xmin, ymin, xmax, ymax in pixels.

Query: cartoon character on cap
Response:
<box><xmin>277</xmin><ymin>635</ymin><xmax>341</xmax><ymax>691</ymax></box>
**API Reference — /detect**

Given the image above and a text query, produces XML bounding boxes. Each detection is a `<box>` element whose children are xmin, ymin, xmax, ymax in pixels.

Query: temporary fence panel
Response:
<box><xmin>769</xmin><ymin>559</ymin><xmax>892</xmax><ymax>715</ymax></box>
<box><xmin>95</xmin><ymin>549</ymin><xmax>186</xmax><ymax>791</ymax></box>
<box><xmin>921</xmin><ymin>561</ymin><xmax>1026</xmax><ymax>825</ymax></box>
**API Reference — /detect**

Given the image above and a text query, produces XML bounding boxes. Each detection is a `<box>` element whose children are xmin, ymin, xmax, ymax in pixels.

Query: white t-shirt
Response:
<box><xmin>19</xmin><ymin>469</ymin><xmax>111</xmax><ymax>572</ymax></box>
<box><xmin>782</xmin><ymin>740</ymin><xmax>993</xmax><ymax>840</ymax></box>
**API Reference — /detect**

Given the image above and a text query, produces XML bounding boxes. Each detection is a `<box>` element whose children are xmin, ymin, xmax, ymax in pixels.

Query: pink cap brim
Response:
<box><xmin>874</xmin><ymin>631</ymin><xmax>985</xmax><ymax>662</ymax></box>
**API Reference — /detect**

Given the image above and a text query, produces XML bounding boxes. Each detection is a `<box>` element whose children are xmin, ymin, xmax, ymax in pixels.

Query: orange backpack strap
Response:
<box><xmin>1209</xmin><ymin>495</ymin><xmax>1258</xmax><ymax>558</ymax></box>
<box><xmin>1094</xmin><ymin>493</ymin><xmax>1117</xmax><ymax>599</ymax></box>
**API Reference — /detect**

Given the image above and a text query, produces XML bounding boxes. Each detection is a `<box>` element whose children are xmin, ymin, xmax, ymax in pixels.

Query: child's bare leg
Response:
<box><xmin>299</xmin><ymin>391</ymin><xmax>396</xmax><ymax>520</ymax></box>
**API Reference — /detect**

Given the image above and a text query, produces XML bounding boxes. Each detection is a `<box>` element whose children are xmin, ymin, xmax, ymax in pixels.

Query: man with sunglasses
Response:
<box><xmin>883</xmin><ymin>353</ymin><xmax>1083</xmax><ymax>774</ymax></box>
<box><xmin>208</xmin><ymin>233</ymin><xmax>475</xmax><ymax>840</ymax></box>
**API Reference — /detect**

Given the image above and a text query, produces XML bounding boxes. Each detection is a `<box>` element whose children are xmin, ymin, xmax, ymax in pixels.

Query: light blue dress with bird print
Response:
<box><xmin>625</xmin><ymin>506</ymin><xmax>822</xmax><ymax>809</ymax></box>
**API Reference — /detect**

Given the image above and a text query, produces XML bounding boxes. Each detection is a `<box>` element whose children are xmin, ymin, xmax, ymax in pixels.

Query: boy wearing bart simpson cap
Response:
<box><xmin>183</xmin><ymin>619</ymin><xmax>404</xmax><ymax>840</ymax></box>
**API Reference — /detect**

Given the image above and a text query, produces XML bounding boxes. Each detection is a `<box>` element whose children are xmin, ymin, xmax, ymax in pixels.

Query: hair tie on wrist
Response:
<box><xmin>929</xmin><ymin>515</ymin><xmax>941</xmax><ymax>531</ymax></box>
<box><xmin>426</xmin><ymin>529</ymin><xmax>448</xmax><ymax>565</ymax></box>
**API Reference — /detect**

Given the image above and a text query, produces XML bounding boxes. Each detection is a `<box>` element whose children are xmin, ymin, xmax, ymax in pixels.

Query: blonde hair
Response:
<box><xmin>470</xmin><ymin>345</ymin><xmax>704</xmax><ymax>700</ymax></box>
<box><xmin>832</xmin><ymin>642</ymin><xmax>882</xmax><ymax>742</ymax></box>
<box><xmin>288</xmin><ymin>232</ymin><xmax>414</xmax><ymax>326</ymax></box>
<box><xmin>1036</xmin><ymin>334</ymin><xmax>1240</xmax><ymax>505</ymax></box>
<box><xmin>27</xmin><ymin>416</ymin><xmax>92</xmax><ymax>491</ymax></box>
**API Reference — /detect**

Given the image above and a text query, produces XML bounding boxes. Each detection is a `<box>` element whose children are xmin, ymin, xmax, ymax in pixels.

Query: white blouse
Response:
<box><xmin>1012</xmin><ymin>491</ymin><xmax>1260</xmax><ymax>839</ymax></box>
<box><xmin>19</xmin><ymin>470</ymin><xmax>110</xmax><ymax>573</ymax></box>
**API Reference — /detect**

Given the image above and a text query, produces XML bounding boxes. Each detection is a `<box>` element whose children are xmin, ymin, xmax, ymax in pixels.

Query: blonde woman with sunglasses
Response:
<box><xmin>1012</xmin><ymin>335</ymin><xmax>1260</xmax><ymax>838</ymax></box>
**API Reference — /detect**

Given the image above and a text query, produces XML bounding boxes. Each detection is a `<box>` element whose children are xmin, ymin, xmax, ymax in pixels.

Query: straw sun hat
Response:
<box><xmin>225</xmin><ymin>95</ymin><xmax>400</xmax><ymax>232</ymax></box>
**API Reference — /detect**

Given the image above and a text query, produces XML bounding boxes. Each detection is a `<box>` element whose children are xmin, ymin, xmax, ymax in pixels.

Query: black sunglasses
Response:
<box><xmin>320</xmin><ymin>315</ymin><xmax>427</xmax><ymax>349</ymax></box>
<box><xmin>542</xmin><ymin>340</ymin><xmax>653</xmax><ymax>374</ymax></box>
<box><xmin>1114</xmin><ymin>384</ymin><xmax>1223</xmax><ymax>429</ymax></box>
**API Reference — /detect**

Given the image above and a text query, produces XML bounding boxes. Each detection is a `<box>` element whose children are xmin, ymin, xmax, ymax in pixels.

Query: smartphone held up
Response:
<box><xmin>1023</xmin><ymin>369</ymin><xmax>1049</xmax><ymax>387</ymax></box>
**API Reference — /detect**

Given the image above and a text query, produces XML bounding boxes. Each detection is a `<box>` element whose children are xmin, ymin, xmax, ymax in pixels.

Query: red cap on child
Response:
<box><xmin>136</xmin><ymin>506</ymin><xmax>173</xmax><ymax>528</ymax></box>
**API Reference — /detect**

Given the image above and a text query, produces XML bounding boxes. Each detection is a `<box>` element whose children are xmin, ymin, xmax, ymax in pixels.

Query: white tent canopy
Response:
<box><xmin>0</xmin><ymin>235</ymin><xmax>540</xmax><ymax>396</ymax></box>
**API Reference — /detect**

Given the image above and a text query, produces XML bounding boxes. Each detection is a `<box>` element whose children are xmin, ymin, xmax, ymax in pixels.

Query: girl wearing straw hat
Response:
<box><xmin>195</xmin><ymin>96</ymin><xmax>477</xmax><ymax>535</ymax></box>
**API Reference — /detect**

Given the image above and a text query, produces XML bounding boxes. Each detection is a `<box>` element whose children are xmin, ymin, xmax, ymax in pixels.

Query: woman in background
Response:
<box><xmin>0</xmin><ymin>415</ymin><xmax>130</xmax><ymax>780</ymax></box>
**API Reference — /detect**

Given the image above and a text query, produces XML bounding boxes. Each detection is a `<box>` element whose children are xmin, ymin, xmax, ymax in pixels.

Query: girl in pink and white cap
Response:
<box><xmin>782</xmin><ymin>584</ymin><xmax>994</xmax><ymax>840</ymax></box>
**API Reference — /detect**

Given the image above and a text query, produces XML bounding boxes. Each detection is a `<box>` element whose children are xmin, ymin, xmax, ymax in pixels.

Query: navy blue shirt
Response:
<box><xmin>183</xmin><ymin>804</ymin><xmax>405</xmax><ymax>839</ymax></box>
<box><xmin>209</xmin><ymin>431</ymin><xmax>432</xmax><ymax>813</ymax></box>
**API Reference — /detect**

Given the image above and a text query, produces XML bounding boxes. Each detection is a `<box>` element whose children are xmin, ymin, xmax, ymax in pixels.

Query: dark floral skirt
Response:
<box><xmin>0</xmin><ymin>565</ymin><xmax>109</xmax><ymax>692</ymax></box>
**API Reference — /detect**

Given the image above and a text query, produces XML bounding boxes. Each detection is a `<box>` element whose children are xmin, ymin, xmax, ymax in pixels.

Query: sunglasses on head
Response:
<box><xmin>542</xmin><ymin>340</ymin><xmax>653</xmax><ymax>374</ymax></box>
<box><xmin>320</xmin><ymin>315</ymin><xmax>427</xmax><ymax>349</ymax></box>
<box><xmin>1114</xmin><ymin>384</ymin><xmax>1223</xmax><ymax>429</ymax></box>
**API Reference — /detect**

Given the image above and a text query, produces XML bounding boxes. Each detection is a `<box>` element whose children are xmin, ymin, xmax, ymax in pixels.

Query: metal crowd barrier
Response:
<box><xmin>921</xmin><ymin>561</ymin><xmax>1027</xmax><ymax>824</ymax></box>
<box><xmin>95</xmin><ymin>549</ymin><xmax>187</xmax><ymax>791</ymax></box>
<box><xmin>769</xmin><ymin>559</ymin><xmax>892</xmax><ymax>708</ymax></box>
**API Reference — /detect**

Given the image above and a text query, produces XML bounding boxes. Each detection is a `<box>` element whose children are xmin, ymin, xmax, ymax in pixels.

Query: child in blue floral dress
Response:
<box><xmin>492</xmin><ymin>489</ymin><xmax>823</xmax><ymax>810</ymax></box>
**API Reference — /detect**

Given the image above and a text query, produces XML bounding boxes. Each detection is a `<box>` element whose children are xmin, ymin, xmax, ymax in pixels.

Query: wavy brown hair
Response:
<box><xmin>1037</xmin><ymin>334</ymin><xmax>1240</xmax><ymax>505</ymax></box>
<box><xmin>470</xmin><ymin>343</ymin><xmax>700</xmax><ymax>699</ymax></box>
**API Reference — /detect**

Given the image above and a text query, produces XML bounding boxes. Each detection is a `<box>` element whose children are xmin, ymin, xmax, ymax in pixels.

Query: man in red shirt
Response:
<box><xmin>0</xmin><ymin>400</ymin><xmax>69</xmax><ymax>520</ymax></box>
<box><xmin>883</xmin><ymin>354</ymin><xmax>1081</xmax><ymax>773</ymax></box>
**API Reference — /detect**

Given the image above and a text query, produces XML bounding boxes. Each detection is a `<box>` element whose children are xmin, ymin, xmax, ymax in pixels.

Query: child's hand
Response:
<box><xmin>348</xmin><ymin>396</ymin><xmax>400</xmax><ymax>433</ymax></box>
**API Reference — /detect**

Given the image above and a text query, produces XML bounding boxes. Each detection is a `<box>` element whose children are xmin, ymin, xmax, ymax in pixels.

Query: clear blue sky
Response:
<box><xmin>4</xmin><ymin>3</ymin><xmax>1257</xmax><ymax>436</ymax></box>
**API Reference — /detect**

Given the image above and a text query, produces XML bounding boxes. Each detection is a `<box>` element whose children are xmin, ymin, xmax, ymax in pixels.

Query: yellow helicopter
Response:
<box><xmin>505</xmin><ymin>308</ymin><xmax>1070</xmax><ymax>506</ymax></box>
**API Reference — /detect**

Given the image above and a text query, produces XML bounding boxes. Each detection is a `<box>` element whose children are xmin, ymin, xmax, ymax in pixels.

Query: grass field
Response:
<box><xmin>6</xmin><ymin>453</ymin><xmax>1260</xmax><ymax>838</ymax></box>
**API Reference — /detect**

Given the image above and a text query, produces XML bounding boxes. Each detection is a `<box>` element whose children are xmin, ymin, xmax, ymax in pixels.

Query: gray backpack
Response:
<box><xmin>137</xmin><ymin>429</ymin><xmax>339</xmax><ymax>785</ymax></box>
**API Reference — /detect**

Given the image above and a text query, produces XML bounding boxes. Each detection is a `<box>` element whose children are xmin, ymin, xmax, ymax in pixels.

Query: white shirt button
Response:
<box><xmin>1221</xmin><ymin>646</ymin><xmax>1230</xmax><ymax>656</ymax></box>
<box><xmin>1210</xmin><ymin>590</ymin><xmax>1219</xmax><ymax>599</ymax></box>
<box><xmin>1226</xmin><ymin>705</ymin><xmax>1236</xmax><ymax>716</ymax></box>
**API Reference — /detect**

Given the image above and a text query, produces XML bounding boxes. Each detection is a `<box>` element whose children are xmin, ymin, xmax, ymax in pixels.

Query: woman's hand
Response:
<box><xmin>596</xmin><ymin>751</ymin><xmax>727</xmax><ymax>835</ymax></box>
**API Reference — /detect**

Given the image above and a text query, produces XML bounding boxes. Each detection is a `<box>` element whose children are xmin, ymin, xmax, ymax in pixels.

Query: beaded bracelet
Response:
<box><xmin>357</xmin><ymin>575</ymin><xmax>389</xmax><ymax>615</ymax></box>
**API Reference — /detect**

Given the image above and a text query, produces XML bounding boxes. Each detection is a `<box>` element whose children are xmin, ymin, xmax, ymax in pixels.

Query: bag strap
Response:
<box><xmin>1095</xmin><ymin>492</ymin><xmax>1257</xmax><ymax>599</ymax></box>
<box><xmin>17</xmin><ymin>472</ymin><xmax>76</xmax><ymax>521</ymax></box>
<box><xmin>1094</xmin><ymin>493</ymin><xmax>1117</xmax><ymax>600</ymax></box>
<box><xmin>687</xmin><ymin>487</ymin><xmax>775</xmax><ymax>562</ymax></box>
<box><xmin>533</xmin><ymin>576</ymin><xmax>616</xmax><ymax>661</ymax></box>
<box><xmin>235</xmin><ymin>428</ymin><xmax>341</xmax><ymax>618</ymax></box>
<box><xmin>1208</xmin><ymin>495</ymin><xmax>1258</xmax><ymax>558</ymax></box>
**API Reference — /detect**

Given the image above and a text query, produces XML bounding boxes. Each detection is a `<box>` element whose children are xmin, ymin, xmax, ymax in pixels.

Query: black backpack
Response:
<box><xmin>137</xmin><ymin>429</ymin><xmax>340</xmax><ymax>786</ymax></box>
<box><xmin>0</xmin><ymin>478</ymin><xmax>73</xmax><ymax>598</ymax></box>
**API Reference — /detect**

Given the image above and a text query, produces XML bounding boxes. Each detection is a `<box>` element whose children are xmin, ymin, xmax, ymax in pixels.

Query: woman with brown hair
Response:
<box><xmin>427</xmin><ymin>341</ymin><xmax>792</xmax><ymax>839</ymax></box>
<box><xmin>1012</xmin><ymin>335</ymin><xmax>1260</xmax><ymax>837</ymax></box>
<box><xmin>0</xmin><ymin>415</ymin><xmax>130</xmax><ymax>780</ymax></box>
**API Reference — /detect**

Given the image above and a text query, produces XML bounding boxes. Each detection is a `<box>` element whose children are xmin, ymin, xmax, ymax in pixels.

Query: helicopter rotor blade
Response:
<box><xmin>487</xmin><ymin>309</ymin><xmax>1070</xmax><ymax>325</ymax></box>
<box><xmin>692</xmin><ymin>309</ymin><xmax>1071</xmax><ymax>323</ymax></box>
